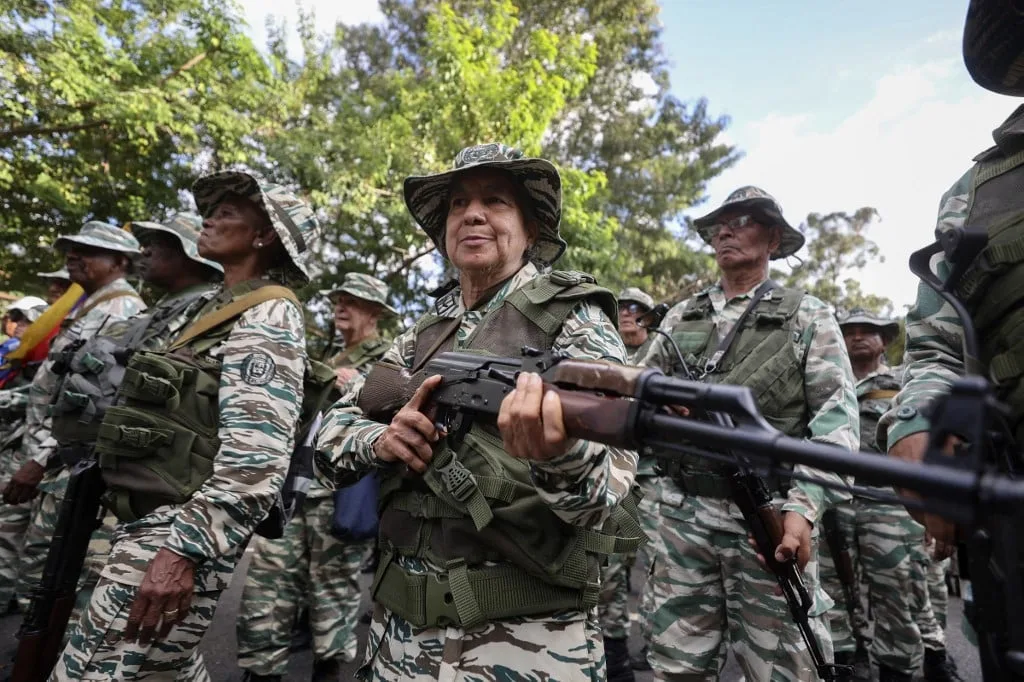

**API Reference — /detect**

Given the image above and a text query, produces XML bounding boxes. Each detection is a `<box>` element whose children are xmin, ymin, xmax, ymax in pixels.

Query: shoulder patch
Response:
<box><xmin>435</xmin><ymin>289</ymin><xmax>459</xmax><ymax>317</ymax></box>
<box><xmin>241</xmin><ymin>352</ymin><xmax>277</xmax><ymax>386</ymax></box>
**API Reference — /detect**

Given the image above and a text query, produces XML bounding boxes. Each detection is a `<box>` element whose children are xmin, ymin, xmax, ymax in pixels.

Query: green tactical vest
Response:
<box><xmin>358</xmin><ymin>271</ymin><xmax>645</xmax><ymax>629</ymax></box>
<box><xmin>945</xmin><ymin>110</ymin><xmax>1024</xmax><ymax>446</ymax></box>
<box><xmin>95</xmin><ymin>280</ymin><xmax>337</xmax><ymax>523</ymax></box>
<box><xmin>853</xmin><ymin>369</ymin><xmax>901</xmax><ymax>491</ymax></box>
<box><xmin>659</xmin><ymin>286</ymin><xmax>808</xmax><ymax>492</ymax></box>
<box><xmin>49</xmin><ymin>285</ymin><xmax>214</xmax><ymax>458</ymax></box>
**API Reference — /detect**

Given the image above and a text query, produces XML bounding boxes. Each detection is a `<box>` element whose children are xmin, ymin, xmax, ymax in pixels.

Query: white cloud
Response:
<box><xmin>699</xmin><ymin>58</ymin><xmax>1017</xmax><ymax>312</ymax></box>
<box><xmin>237</xmin><ymin>0</ymin><xmax>383</xmax><ymax>57</ymax></box>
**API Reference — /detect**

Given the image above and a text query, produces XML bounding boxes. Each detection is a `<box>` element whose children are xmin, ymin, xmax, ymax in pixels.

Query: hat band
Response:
<box><xmin>265</xmin><ymin>196</ymin><xmax>307</xmax><ymax>253</ymax></box>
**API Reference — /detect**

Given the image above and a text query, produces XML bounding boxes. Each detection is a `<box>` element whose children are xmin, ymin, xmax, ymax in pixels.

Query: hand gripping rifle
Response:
<box><xmin>415</xmin><ymin>347</ymin><xmax>1024</xmax><ymax>681</ymax></box>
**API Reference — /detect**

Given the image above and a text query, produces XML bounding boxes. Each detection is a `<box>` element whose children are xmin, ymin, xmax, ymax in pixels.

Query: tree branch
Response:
<box><xmin>0</xmin><ymin>119</ymin><xmax>109</xmax><ymax>142</ymax></box>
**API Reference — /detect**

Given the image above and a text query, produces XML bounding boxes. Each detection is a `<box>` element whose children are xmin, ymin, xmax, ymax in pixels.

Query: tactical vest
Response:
<box><xmin>358</xmin><ymin>271</ymin><xmax>645</xmax><ymax>629</ymax></box>
<box><xmin>49</xmin><ymin>286</ymin><xmax>214</xmax><ymax>462</ymax></box>
<box><xmin>853</xmin><ymin>371</ymin><xmax>901</xmax><ymax>491</ymax></box>
<box><xmin>94</xmin><ymin>281</ymin><xmax>337</xmax><ymax>528</ymax></box>
<box><xmin>658</xmin><ymin>286</ymin><xmax>808</xmax><ymax>496</ymax></box>
<box><xmin>945</xmin><ymin>113</ymin><xmax>1024</xmax><ymax>446</ymax></box>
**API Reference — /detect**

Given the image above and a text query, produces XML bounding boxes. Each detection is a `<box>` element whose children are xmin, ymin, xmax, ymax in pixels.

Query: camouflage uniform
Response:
<box><xmin>0</xmin><ymin>298</ymin><xmax>49</xmax><ymax>607</ymax></box>
<box><xmin>53</xmin><ymin>172</ymin><xmax>319</xmax><ymax>680</ymax></box>
<box><xmin>67</xmin><ymin>214</ymin><xmax>221</xmax><ymax>635</ymax></box>
<box><xmin>637</xmin><ymin>187</ymin><xmax>858</xmax><ymax>681</ymax></box>
<box><xmin>237</xmin><ymin>273</ymin><xmax>394</xmax><ymax>677</ymax></box>
<box><xmin>316</xmin><ymin>262</ymin><xmax>635</xmax><ymax>682</ymax></box>
<box><xmin>18</xmin><ymin>223</ymin><xmax>146</xmax><ymax>607</ymax></box>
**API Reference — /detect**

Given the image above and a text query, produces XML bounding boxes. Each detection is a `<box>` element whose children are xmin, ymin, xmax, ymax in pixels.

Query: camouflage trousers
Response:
<box><xmin>926</xmin><ymin>549</ymin><xmax>950</xmax><ymax>631</ymax></box>
<box><xmin>635</xmin><ymin>476</ymin><xmax>663</xmax><ymax>642</ymax></box>
<box><xmin>51</xmin><ymin>577</ymin><xmax>217</xmax><ymax>681</ymax></box>
<box><xmin>598</xmin><ymin>551</ymin><xmax>632</xmax><ymax>639</ymax></box>
<box><xmin>237</xmin><ymin>494</ymin><xmax>369</xmax><ymax>674</ymax></box>
<box><xmin>359</xmin><ymin>601</ymin><xmax>604</xmax><ymax>681</ymax></box>
<box><xmin>68</xmin><ymin>512</ymin><xmax>118</xmax><ymax>641</ymax></box>
<box><xmin>852</xmin><ymin>497</ymin><xmax>928</xmax><ymax>675</ymax></box>
<box><xmin>817</xmin><ymin>504</ymin><xmax>870</xmax><ymax>654</ymax></box>
<box><xmin>0</xmin><ymin>495</ymin><xmax>31</xmax><ymax>608</ymax></box>
<box><xmin>19</xmin><ymin>489</ymin><xmax>61</xmax><ymax>602</ymax></box>
<box><xmin>909</xmin><ymin>537</ymin><xmax>947</xmax><ymax>651</ymax></box>
<box><xmin>646</xmin><ymin>496</ymin><xmax>832</xmax><ymax>681</ymax></box>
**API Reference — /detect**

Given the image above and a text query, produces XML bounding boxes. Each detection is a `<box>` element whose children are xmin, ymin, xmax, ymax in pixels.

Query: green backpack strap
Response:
<box><xmin>169</xmin><ymin>285</ymin><xmax>300</xmax><ymax>351</ymax></box>
<box><xmin>506</xmin><ymin>271</ymin><xmax>618</xmax><ymax>336</ymax></box>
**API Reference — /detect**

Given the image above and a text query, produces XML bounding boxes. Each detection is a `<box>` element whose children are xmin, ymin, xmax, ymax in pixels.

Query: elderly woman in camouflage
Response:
<box><xmin>316</xmin><ymin>143</ymin><xmax>639</xmax><ymax>681</ymax></box>
<box><xmin>53</xmin><ymin>171</ymin><xmax>320</xmax><ymax>680</ymax></box>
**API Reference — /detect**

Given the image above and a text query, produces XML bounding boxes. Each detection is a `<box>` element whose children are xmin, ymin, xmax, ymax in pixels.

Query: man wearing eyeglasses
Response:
<box><xmin>617</xmin><ymin>288</ymin><xmax>655</xmax><ymax>361</ymax></box>
<box><xmin>635</xmin><ymin>186</ymin><xmax>859</xmax><ymax>680</ymax></box>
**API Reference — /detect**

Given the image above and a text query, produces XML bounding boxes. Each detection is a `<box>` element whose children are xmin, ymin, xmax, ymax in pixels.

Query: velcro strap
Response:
<box><xmin>372</xmin><ymin>558</ymin><xmax>594</xmax><ymax>628</ymax></box>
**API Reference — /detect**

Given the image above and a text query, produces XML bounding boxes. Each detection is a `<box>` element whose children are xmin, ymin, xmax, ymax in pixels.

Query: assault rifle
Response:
<box><xmin>415</xmin><ymin>348</ymin><xmax>1024</xmax><ymax>682</ymax></box>
<box><xmin>820</xmin><ymin>509</ymin><xmax>863</xmax><ymax>630</ymax></box>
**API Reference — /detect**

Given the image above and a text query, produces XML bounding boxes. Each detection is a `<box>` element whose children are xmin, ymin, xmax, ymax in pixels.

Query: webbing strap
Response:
<box><xmin>73</xmin><ymin>289</ymin><xmax>143</xmax><ymax>320</ymax></box>
<box><xmin>992</xmin><ymin>348</ymin><xmax>1024</xmax><ymax>383</ymax></box>
<box><xmin>390</xmin><ymin>476</ymin><xmax>523</xmax><ymax>519</ymax></box>
<box><xmin>372</xmin><ymin>558</ymin><xmax>593</xmax><ymax>628</ymax></box>
<box><xmin>169</xmin><ymin>285</ymin><xmax>299</xmax><ymax>350</ymax></box>
<box><xmin>859</xmin><ymin>389</ymin><xmax>899</xmax><ymax>401</ymax></box>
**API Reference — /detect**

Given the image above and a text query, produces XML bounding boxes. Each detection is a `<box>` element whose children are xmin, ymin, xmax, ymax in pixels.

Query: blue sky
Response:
<box><xmin>237</xmin><ymin>0</ymin><xmax>1018</xmax><ymax>310</ymax></box>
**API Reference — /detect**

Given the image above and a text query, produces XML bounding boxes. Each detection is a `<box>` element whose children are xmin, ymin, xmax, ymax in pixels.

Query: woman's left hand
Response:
<box><xmin>122</xmin><ymin>547</ymin><xmax>195</xmax><ymax>644</ymax></box>
<box><xmin>498</xmin><ymin>372</ymin><xmax>575</xmax><ymax>461</ymax></box>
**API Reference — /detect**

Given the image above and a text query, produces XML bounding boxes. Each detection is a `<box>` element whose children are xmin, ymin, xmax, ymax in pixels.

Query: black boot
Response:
<box><xmin>629</xmin><ymin>643</ymin><xmax>651</xmax><ymax>671</ymax></box>
<box><xmin>877</xmin><ymin>663</ymin><xmax>913</xmax><ymax>682</ymax></box>
<box><xmin>603</xmin><ymin>637</ymin><xmax>635</xmax><ymax>682</ymax></box>
<box><xmin>923</xmin><ymin>647</ymin><xmax>965</xmax><ymax>682</ymax></box>
<box><xmin>240</xmin><ymin>672</ymin><xmax>282</xmax><ymax>682</ymax></box>
<box><xmin>359</xmin><ymin>607</ymin><xmax>373</xmax><ymax>624</ymax></box>
<box><xmin>312</xmin><ymin>658</ymin><xmax>342</xmax><ymax>682</ymax></box>
<box><xmin>290</xmin><ymin>608</ymin><xmax>312</xmax><ymax>652</ymax></box>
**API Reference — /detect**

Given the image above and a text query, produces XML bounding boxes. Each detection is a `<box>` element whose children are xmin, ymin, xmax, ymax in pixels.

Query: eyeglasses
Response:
<box><xmin>704</xmin><ymin>214</ymin><xmax>757</xmax><ymax>238</ymax></box>
<box><xmin>619</xmin><ymin>302</ymin><xmax>649</xmax><ymax>314</ymax></box>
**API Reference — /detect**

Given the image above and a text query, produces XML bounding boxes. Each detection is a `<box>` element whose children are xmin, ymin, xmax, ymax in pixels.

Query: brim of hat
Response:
<box><xmin>694</xmin><ymin>198</ymin><xmax>805</xmax><ymax>260</ymax></box>
<box><xmin>963</xmin><ymin>2</ymin><xmax>1024</xmax><ymax>96</ymax></box>
<box><xmin>326</xmin><ymin>287</ymin><xmax>398</xmax><ymax>315</ymax></box>
<box><xmin>403</xmin><ymin>158</ymin><xmax>567</xmax><ymax>266</ymax></box>
<box><xmin>840</xmin><ymin>316</ymin><xmax>900</xmax><ymax>341</ymax></box>
<box><xmin>192</xmin><ymin>171</ymin><xmax>310</xmax><ymax>284</ymax></box>
<box><xmin>132</xmin><ymin>222</ymin><xmax>224</xmax><ymax>275</ymax></box>
<box><xmin>36</xmin><ymin>270</ymin><xmax>70</xmax><ymax>280</ymax></box>
<box><xmin>54</xmin><ymin>234</ymin><xmax>141</xmax><ymax>256</ymax></box>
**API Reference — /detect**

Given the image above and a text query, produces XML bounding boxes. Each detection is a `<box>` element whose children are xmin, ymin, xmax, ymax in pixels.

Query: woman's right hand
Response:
<box><xmin>372</xmin><ymin>374</ymin><xmax>443</xmax><ymax>473</ymax></box>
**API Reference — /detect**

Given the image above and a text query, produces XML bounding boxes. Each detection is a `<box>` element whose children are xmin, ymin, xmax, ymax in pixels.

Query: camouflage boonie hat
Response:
<box><xmin>963</xmin><ymin>0</ymin><xmax>1024</xmax><ymax>96</ymax></box>
<box><xmin>36</xmin><ymin>268</ymin><xmax>70</xmax><ymax>281</ymax></box>
<box><xmin>54</xmin><ymin>221</ymin><xmax>141</xmax><ymax>256</ymax></box>
<box><xmin>838</xmin><ymin>307</ymin><xmax>900</xmax><ymax>344</ymax></box>
<box><xmin>618</xmin><ymin>287</ymin><xmax>654</xmax><ymax>310</ymax></box>
<box><xmin>403</xmin><ymin>143</ymin><xmax>567</xmax><ymax>266</ymax></box>
<box><xmin>191</xmin><ymin>170</ymin><xmax>321</xmax><ymax>285</ymax></box>
<box><xmin>694</xmin><ymin>186</ymin><xmax>805</xmax><ymax>260</ymax></box>
<box><xmin>327</xmin><ymin>272</ymin><xmax>398</xmax><ymax>315</ymax></box>
<box><xmin>131</xmin><ymin>213</ymin><xmax>223</xmax><ymax>276</ymax></box>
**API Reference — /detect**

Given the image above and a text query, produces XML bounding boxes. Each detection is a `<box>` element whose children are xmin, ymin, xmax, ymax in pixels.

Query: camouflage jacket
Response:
<box><xmin>102</xmin><ymin>296</ymin><xmax>307</xmax><ymax>591</ymax></box>
<box><xmin>28</xmin><ymin>278</ymin><xmax>146</xmax><ymax>494</ymax></box>
<box><xmin>637</xmin><ymin>278</ymin><xmax>859</xmax><ymax>525</ymax></box>
<box><xmin>315</xmin><ymin>262</ymin><xmax>637</xmax><ymax>533</ymax></box>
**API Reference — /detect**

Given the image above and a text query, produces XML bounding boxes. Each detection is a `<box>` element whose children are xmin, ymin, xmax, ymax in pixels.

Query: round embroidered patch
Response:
<box><xmin>241</xmin><ymin>352</ymin><xmax>276</xmax><ymax>386</ymax></box>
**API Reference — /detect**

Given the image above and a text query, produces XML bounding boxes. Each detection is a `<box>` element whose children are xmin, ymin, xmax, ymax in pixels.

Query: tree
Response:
<box><xmin>0</xmin><ymin>0</ymin><xmax>285</xmax><ymax>287</ymax></box>
<box><xmin>263</xmin><ymin>0</ymin><xmax>737</xmax><ymax>318</ymax></box>
<box><xmin>778</xmin><ymin>208</ymin><xmax>894</xmax><ymax>315</ymax></box>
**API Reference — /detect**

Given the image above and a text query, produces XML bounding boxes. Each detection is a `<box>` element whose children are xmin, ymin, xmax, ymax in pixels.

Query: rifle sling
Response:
<box><xmin>169</xmin><ymin>285</ymin><xmax>299</xmax><ymax>351</ymax></box>
<box><xmin>706</xmin><ymin>279</ymin><xmax>778</xmax><ymax>372</ymax></box>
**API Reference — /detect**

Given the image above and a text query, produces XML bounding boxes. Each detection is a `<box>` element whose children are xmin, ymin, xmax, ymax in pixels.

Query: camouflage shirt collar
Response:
<box><xmin>856</xmin><ymin>364</ymin><xmax>894</xmax><ymax>390</ymax></box>
<box><xmin>434</xmin><ymin>263</ymin><xmax>540</xmax><ymax>319</ymax></box>
<box><xmin>707</xmin><ymin>276</ymin><xmax>772</xmax><ymax>313</ymax></box>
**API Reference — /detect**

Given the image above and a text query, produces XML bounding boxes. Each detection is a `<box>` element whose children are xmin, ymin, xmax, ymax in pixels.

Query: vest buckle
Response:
<box><xmin>436</xmin><ymin>458</ymin><xmax>478</xmax><ymax>503</ymax></box>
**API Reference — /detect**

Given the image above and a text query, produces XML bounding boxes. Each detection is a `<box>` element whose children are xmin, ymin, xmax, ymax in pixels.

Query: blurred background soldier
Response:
<box><xmin>35</xmin><ymin>268</ymin><xmax>72</xmax><ymax>305</ymax></box>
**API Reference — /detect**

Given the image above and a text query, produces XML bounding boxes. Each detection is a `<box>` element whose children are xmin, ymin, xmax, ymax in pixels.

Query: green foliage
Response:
<box><xmin>0</xmin><ymin>0</ymin><xmax>284</xmax><ymax>287</ymax></box>
<box><xmin>777</xmin><ymin>208</ymin><xmax>895</xmax><ymax>315</ymax></box>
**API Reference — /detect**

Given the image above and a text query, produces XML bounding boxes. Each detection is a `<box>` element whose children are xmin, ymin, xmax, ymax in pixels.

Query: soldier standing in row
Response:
<box><xmin>54</xmin><ymin>171</ymin><xmax>320</xmax><ymax>678</ymax></box>
<box><xmin>236</xmin><ymin>272</ymin><xmax>396</xmax><ymax>682</ymax></box>
<box><xmin>880</xmin><ymin>2</ymin><xmax>1024</xmax><ymax>679</ymax></box>
<box><xmin>3</xmin><ymin>222</ymin><xmax>146</xmax><ymax>607</ymax></box>
<box><xmin>315</xmin><ymin>142</ymin><xmax>641</xmax><ymax>680</ymax></box>
<box><xmin>638</xmin><ymin>186</ymin><xmax>859</xmax><ymax>680</ymax></box>
<box><xmin>36</xmin><ymin>268</ymin><xmax>72</xmax><ymax>305</ymax></box>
